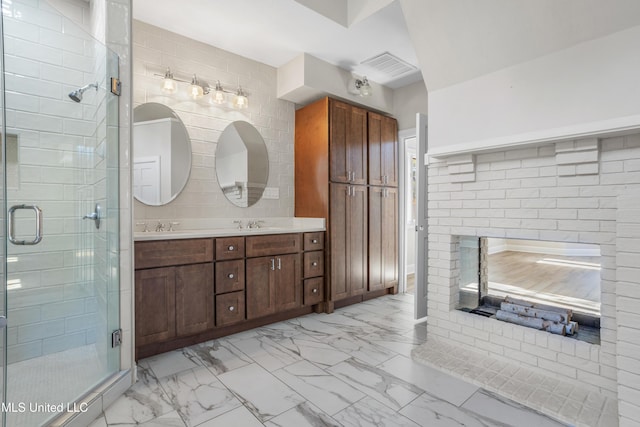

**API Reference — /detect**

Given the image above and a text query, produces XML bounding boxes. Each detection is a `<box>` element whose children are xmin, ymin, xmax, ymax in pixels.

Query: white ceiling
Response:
<box><xmin>400</xmin><ymin>0</ymin><xmax>640</xmax><ymax>91</ymax></box>
<box><xmin>132</xmin><ymin>0</ymin><xmax>423</xmax><ymax>89</ymax></box>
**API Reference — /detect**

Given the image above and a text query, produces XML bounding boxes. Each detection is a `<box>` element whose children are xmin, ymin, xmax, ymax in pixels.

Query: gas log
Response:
<box><xmin>495</xmin><ymin>296</ymin><xmax>579</xmax><ymax>336</ymax></box>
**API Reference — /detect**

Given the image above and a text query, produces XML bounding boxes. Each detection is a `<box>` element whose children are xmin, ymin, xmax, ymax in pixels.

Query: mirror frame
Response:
<box><xmin>133</xmin><ymin>102</ymin><xmax>192</xmax><ymax>206</ymax></box>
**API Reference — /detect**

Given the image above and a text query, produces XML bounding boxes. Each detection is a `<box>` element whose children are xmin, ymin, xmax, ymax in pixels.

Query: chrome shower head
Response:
<box><xmin>68</xmin><ymin>82</ymin><xmax>99</xmax><ymax>103</ymax></box>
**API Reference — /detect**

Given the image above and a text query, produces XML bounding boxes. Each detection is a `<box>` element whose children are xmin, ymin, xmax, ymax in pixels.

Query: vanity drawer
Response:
<box><xmin>216</xmin><ymin>291</ymin><xmax>245</xmax><ymax>327</ymax></box>
<box><xmin>215</xmin><ymin>260</ymin><xmax>245</xmax><ymax>294</ymax></box>
<box><xmin>303</xmin><ymin>251</ymin><xmax>324</xmax><ymax>278</ymax></box>
<box><xmin>303</xmin><ymin>278</ymin><xmax>324</xmax><ymax>306</ymax></box>
<box><xmin>246</xmin><ymin>233</ymin><xmax>301</xmax><ymax>257</ymax></box>
<box><xmin>216</xmin><ymin>237</ymin><xmax>245</xmax><ymax>260</ymax></box>
<box><xmin>303</xmin><ymin>232</ymin><xmax>324</xmax><ymax>251</ymax></box>
<box><xmin>135</xmin><ymin>238</ymin><xmax>214</xmax><ymax>269</ymax></box>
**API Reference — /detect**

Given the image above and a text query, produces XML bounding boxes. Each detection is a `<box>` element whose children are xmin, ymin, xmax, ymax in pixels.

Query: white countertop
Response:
<box><xmin>134</xmin><ymin>217</ymin><xmax>325</xmax><ymax>241</ymax></box>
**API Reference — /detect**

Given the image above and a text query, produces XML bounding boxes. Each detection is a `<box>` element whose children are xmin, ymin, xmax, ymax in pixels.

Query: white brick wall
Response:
<box><xmin>132</xmin><ymin>21</ymin><xmax>295</xmax><ymax>224</ymax></box>
<box><xmin>427</xmin><ymin>133</ymin><xmax>640</xmax><ymax>406</ymax></box>
<box><xmin>616</xmin><ymin>190</ymin><xmax>640</xmax><ymax>426</ymax></box>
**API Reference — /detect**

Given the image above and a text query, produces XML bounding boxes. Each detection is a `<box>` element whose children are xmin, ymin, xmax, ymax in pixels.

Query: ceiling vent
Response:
<box><xmin>360</xmin><ymin>52</ymin><xmax>417</xmax><ymax>78</ymax></box>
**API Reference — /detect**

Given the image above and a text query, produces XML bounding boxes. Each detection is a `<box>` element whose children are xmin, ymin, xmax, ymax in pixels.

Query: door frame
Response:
<box><xmin>398</xmin><ymin>128</ymin><xmax>416</xmax><ymax>295</ymax></box>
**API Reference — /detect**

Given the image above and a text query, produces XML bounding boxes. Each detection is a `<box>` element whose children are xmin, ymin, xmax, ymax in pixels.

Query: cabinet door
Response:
<box><xmin>330</xmin><ymin>183</ymin><xmax>367</xmax><ymax>300</ymax></box>
<box><xmin>330</xmin><ymin>183</ymin><xmax>349</xmax><ymax>300</ymax></box>
<box><xmin>135</xmin><ymin>267</ymin><xmax>176</xmax><ymax>346</ymax></box>
<box><xmin>369</xmin><ymin>187</ymin><xmax>398</xmax><ymax>291</ymax></box>
<box><xmin>329</xmin><ymin>100</ymin><xmax>367</xmax><ymax>184</ymax></box>
<box><xmin>275</xmin><ymin>254</ymin><xmax>302</xmax><ymax>311</ymax></box>
<box><xmin>176</xmin><ymin>263</ymin><xmax>214</xmax><ymax>336</ymax></box>
<box><xmin>348</xmin><ymin>185</ymin><xmax>368</xmax><ymax>296</ymax></box>
<box><xmin>246</xmin><ymin>256</ymin><xmax>276</xmax><ymax>319</ymax></box>
<box><xmin>368</xmin><ymin>112</ymin><xmax>398</xmax><ymax>187</ymax></box>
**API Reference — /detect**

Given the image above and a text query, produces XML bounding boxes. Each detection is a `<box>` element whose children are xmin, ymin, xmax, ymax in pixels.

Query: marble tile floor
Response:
<box><xmin>89</xmin><ymin>294</ymin><xmax>567</xmax><ymax>427</ymax></box>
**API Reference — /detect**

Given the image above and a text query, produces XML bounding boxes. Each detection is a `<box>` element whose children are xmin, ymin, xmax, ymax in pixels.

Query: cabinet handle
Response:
<box><xmin>351</xmin><ymin>171</ymin><xmax>356</xmax><ymax>181</ymax></box>
<box><xmin>277</xmin><ymin>258</ymin><xmax>282</xmax><ymax>270</ymax></box>
<box><xmin>312</xmin><ymin>288</ymin><xmax>318</xmax><ymax>294</ymax></box>
<box><xmin>271</xmin><ymin>259</ymin><xmax>275</xmax><ymax>271</ymax></box>
<box><xmin>229</xmin><ymin>306</ymin><xmax>235</xmax><ymax>312</ymax></box>
<box><xmin>312</xmin><ymin>239</ymin><xmax>318</xmax><ymax>244</ymax></box>
<box><xmin>228</xmin><ymin>245</ymin><xmax>235</xmax><ymax>251</ymax></box>
<box><xmin>312</xmin><ymin>261</ymin><xmax>318</xmax><ymax>266</ymax></box>
<box><xmin>228</xmin><ymin>273</ymin><xmax>234</xmax><ymax>279</ymax></box>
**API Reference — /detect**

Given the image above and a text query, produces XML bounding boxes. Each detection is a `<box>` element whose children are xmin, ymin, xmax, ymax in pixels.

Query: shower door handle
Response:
<box><xmin>8</xmin><ymin>204</ymin><xmax>43</xmax><ymax>245</ymax></box>
<box><xmin>83</xmin><ymin>203</ymin><xmax>101</xmax><ymax>229</ymax></box>
<box><xmin>0</xmin><ymin>316</ymin><xmax>6</xmax><ymax>329</ymax></box>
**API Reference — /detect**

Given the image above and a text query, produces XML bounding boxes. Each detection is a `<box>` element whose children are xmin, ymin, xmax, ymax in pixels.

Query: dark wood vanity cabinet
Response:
<box><xmin>295</xmin><ymin>97</ymin><xmax>399</xmax><ymax>311</ymax></box>
<box><xmin>134</xmin><ymin>239</ymin><xmax>214</xmax><ymax>348</ymax></box>
<box><xmin>135</xmin><ymin>232</ymin><xmax>324</xmax><ymax>359</ymax></box>
<box><xmin>246</xmin><ymin>234</ymin><xmax>302</xmax><ymax>320</ymax></box>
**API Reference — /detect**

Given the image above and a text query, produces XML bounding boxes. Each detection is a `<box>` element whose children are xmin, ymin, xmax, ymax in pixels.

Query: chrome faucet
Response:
<box><xmin>233</xmin><ymin>220</ymin><xmax>243</xmax><ymax>229</ymax></box>
<box><xmin>155</xmin><ymin>221</ymin><xmax>165</xmax><ymax>232</ymax></box>
<box><xmin>248</xmin><ymin>220</ymin><xmax>264</xmax><ymax>229</ymax></box>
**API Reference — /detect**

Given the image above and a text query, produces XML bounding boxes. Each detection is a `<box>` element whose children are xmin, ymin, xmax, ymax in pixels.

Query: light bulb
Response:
<box><xmin>233</xmin><ymin>86</ymin><xmax>248</xmax><ymax>109</ymax></box>
<box><xmin>211</xmin><ymin>81</ymin><xmax>225</xmax><ymax>104</ymax></box>
<box><xmin>162</xmin><ymin>68</ymin><xmax>177</xmax><ymax>94</ymax></box>
<box><xmin>190</xmin><ymin>74</ymin><xmax>204</xmax><ymax>99</ymax></box>
<box><xmin>358</xmin><ymin>76</ymin><xmax>372</xmax><ymax>97</ymax></box>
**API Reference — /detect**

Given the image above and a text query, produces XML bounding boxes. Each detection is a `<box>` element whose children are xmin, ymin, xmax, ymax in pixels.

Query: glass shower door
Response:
<box><xmin>1</xmin><ymin>0</ymin><xmax>120</xmax><ymax>425</ymax></box>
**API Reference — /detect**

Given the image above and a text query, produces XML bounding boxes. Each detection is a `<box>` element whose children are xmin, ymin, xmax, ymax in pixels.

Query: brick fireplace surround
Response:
<box><xmin>425</xmin><ymin>133</ymin><xmax>640</xmax><ymax>425</ymax></box>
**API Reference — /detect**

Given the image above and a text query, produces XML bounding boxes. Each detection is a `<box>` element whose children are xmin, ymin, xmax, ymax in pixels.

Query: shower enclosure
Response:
<box><xmin>0</xmin><ymin>0</ymin><xmax>121</xmax><ymax>425</ymax></box>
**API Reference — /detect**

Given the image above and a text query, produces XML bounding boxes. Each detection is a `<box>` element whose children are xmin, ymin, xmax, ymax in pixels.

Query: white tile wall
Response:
<box><xmin>427</xmin><ymin>134</ymin><xmax>640</xmax><ymax>408</ymax></box>
<box><xmin>132</xmin><ymin>20</ymin><xmax>295</xmax><ymax>225</ymax></box>
<box><xmin>3</xmin><ymin>0</ymin><xmax>119</xmax><ymax>366</ymax></box>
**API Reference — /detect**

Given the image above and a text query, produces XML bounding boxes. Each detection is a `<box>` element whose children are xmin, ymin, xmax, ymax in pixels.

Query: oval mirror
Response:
<box><xmin>133</xmin><ymin>103</ymin><xmax>192</xmax><ymax>206</ymax></box>
<box><xmin>216</xmin><ymin>121</ymin><xmax>269</xmax><ymax>207</ymax></box>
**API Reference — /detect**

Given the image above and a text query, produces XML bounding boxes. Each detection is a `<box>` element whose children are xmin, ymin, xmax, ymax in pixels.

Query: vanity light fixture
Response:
<box><xmin>162</xmin><ymin>67</ymin><xmax>177</xmax><ymax>94</ymax></box>
<box><xmin>154</xmin><ymin>67</ymin><xmax>250</xmax><ymax>108</ymax></box>
<box><xmin>355</xmin><ymin>76</ymin><xmax>372</xmax><ymax>97</ymax></box>
<box><xmin>233</xmin><ymin>86</ymin><xmax>248</xmax><ymax>109</ymax></box>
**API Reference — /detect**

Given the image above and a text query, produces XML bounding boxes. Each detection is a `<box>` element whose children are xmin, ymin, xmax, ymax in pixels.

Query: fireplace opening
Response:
<box><xmin>457</xmin><ymin>236</ymin><xmax>601</xmax><ymax>344</ymax></box>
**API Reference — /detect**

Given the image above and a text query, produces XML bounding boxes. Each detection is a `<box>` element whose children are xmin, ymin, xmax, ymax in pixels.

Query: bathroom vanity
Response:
<box><xmin>134</xmin><ymin>226</ymin><xmax>325</xmax><ymax>359</ymax></box>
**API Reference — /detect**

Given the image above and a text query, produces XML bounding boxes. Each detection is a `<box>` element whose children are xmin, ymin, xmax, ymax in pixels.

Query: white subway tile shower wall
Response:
<box><xmin>427</xmin><ymin>134</ymin><xmax>640</xmax><ymax>403</ymax></box>
<box><xmin>133</xmin><ymin>21</ymin><xmax>295</xmax><ymax>222</ymax></box>
<box><xmin>3</xmin><ymin>0</ymin><xmax>112</xmax><ymax>364</ymax></box>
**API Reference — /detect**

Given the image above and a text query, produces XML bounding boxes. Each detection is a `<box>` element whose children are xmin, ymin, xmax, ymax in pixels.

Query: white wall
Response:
<box><xmin>393</xmin><ymin>80</ymin><xmax>428</xmax><ymax>131</ymax></box>
<box><xmin>428</xmin><ymin>25</ymin><xmax>640</xmax><ymax>156</ymax></box>
<box><xmin>133</xmin><ymin>21</ymin><xmax>295</xmax><ymax>224</ymax></box>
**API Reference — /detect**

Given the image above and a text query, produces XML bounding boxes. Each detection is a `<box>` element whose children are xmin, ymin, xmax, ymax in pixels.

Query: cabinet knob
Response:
<box><xmin>228</xmin><ymin>273</ymin><xmax>234</xmax><ymax>279</ymax></box>
<box><xmin>312</xmin><ymin>288</ymin><xmax>318</xmax><ymax>294</ymax></box>
<box><xmin>229</xmin><ymin>306</ymin><xmax>235</xmax><ymax>312</ymax></box>
<box><xmin>228</xmin><ymin>245</ymin><xmax>235</xmax><ymax>251</ymax></box>
<box><xmin>312</xmin><ymin>262</ymin><xmax>318</xmax><ymax>266</ymax></box>
<box><xmin>312</xmin><ymin>239</ymin><xmax>318</xmax><ymax>244</ymax></box>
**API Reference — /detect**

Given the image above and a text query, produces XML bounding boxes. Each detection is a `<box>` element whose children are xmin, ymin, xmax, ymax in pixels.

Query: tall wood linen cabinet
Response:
<box><xmin>295</xmin><ymin>97</ymin><xmax>398</xmax><ymax>312</ymax></box>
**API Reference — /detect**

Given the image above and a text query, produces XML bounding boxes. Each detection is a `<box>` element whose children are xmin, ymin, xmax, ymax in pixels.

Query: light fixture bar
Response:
<box><xmin>153</xmin><ymin>67</ymin><xmax>250</xmax><ymax>108</ymax></box>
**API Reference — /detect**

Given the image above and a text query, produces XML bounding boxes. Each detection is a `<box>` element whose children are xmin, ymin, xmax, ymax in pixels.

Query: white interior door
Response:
<box><xmin>414</xmin><ymin>114</ymin><xmax>428</xmax><ymax>319</ymax></box>
<box><xmin>133</xmin><ymin>156</ymin><xmax>161</xmax><ymax>205</ymax></box>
